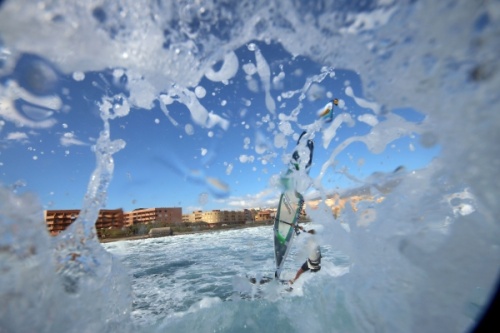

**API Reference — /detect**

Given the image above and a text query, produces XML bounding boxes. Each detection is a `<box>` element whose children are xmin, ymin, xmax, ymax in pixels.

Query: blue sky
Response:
<box><xmin>0</xmin><ymin>41</ymin><xmax>440</xmax><ymax>214</ymax></box>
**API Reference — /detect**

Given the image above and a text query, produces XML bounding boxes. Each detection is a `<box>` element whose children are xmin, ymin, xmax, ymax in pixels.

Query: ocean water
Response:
<box><xmin>104</xmin><ymin>225</ymin><xmax>350</xmax><ymax>330</ymax></box>
<box><xmin>1</xmin><ymin>0</ymin><xmax>500</xmax><ymax>333</ymax></box>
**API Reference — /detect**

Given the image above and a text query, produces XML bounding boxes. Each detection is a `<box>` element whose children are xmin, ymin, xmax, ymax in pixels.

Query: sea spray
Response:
<box><xmin>0</xmin><ymin>1</ymin><xmax>499</xmax><ymax>332</ymax></box>
<box><xmin>0</xmin><ymin>95</ymin><xmax>132</xmax><ymax>332</ymax></box>
<box><xmin>51</xmin><ymin>95</ymin><xmax>131</xmax><ymax>331</ymax></box>
<box><xmin>0</xmin><ymin>187</ymin><xmax>57</xmax><ymax>332</ymax></box>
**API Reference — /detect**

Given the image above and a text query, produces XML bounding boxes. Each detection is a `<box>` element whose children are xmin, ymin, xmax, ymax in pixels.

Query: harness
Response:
<box><xmin>307</xmin><ymin>257</ymin><xmax>321</xmax><ymax>272</ymax></box>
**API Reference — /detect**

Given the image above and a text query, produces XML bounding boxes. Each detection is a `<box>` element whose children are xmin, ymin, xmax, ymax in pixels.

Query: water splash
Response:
<box><xmin>49</xmin><ymin>95</ymin><xmax>131</xmax><ymax>331</ymax></box>
<box><xmin>0</xmin><ymin>0</ymin><xmax>499</xmax><ymax>332</ymax></box>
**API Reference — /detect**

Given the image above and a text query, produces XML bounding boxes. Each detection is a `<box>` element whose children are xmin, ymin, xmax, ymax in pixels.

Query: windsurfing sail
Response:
<box><xmin>273</xmin><ymin>190</ymin><xmax>304</xmax><ymax>279</ymax></box>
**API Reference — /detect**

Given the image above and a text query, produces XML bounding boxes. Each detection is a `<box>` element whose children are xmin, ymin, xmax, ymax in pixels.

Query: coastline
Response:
<box><xmin>99</xmin><ymin>222</ymin><xmax>272</xmax><ymax>244</ymax></box>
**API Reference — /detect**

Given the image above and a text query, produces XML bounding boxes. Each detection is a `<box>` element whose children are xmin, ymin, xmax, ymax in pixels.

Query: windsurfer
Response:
<box><xmin>289</xmin><ymin>243</ymin><xmax>321</xmax><ymax>284</ymax></box>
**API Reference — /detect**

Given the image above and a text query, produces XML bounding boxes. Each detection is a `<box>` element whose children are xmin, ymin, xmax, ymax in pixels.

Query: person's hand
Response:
<box><xmin>289</xmin><ymin>279</ymin><xmax>295</xmax><ymax>284</ymax></box>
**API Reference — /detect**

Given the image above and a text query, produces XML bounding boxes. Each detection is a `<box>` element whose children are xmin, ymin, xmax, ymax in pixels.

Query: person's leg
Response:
<box><xmin>289</xmin><ymin>268</ymin><xmax>304</xmax><ymax>284</ymax></box>
<box><xmin>290</xmin><ymin>261</ymin><xmax>309</xmax><ymax>284</ymax></box>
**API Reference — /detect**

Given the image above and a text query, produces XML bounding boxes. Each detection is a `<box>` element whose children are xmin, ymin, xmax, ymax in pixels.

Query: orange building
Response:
<box><xmin>96</xmin><ymin>209</ymin><xmax>124</xmax><ymax>229</ymax></box>
<box><xmin>182</xmin><ymin>209</ymin><xmax>258</xmax><ymax>224</ymax></box>
<box><xmin>123</xmin><ymin>207</ymin><xmax>182</xmax><ymax>225</ymax></box>
<box><xmin>255</xmin><ymin>209</ymin><xmax>273</xmax><ymax>222</ymax></box>
<box><xmin>45</xmin><ymin>209</ymin><xmax>79</xmax><ymax>235</ymax></box>
<box><xmin>181</xmin><ymin>210</ymin><xmax>204</xmax><ymax>223</ymax></box>
<box><xmin>45</xmin><ymin>209</ymin><xmax>124</xmax><ymax>236</ymax></box>
<box><xmin>202</xmin><ymin>210</ymin><xmax>246</xmax><ymax>224</ymax></box>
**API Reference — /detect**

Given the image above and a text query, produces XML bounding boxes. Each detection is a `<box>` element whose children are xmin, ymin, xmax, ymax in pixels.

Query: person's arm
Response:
<box><xmin>297</xmin><ymin>225</ymin><xmax>316</xmax><ymax>234</ymax></box>
<box><xmin>289</xmin><ymin>267</ymin><xmax>305</xmax><ymax>284</ymax></box>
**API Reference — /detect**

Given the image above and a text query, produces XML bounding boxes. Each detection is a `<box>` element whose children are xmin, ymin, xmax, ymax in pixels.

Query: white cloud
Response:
<box><xmin>216</xmin><ymin>188</ymin><xmax>278</xmax><ymax>210</ymax></box>
<box><xmin>60</xmin><ymin>132</ymin><xmax>88</xmax><ymax>147</ymax></box>
<box><xmin>6</xmin><ymin>132</ymin><xmax>29</xmax><ymax>141</ymax></box>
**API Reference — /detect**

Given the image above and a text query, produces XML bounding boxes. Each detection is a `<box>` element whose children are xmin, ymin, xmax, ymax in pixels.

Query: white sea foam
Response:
<box><xmin>104</xmin><ymin>226</ymin><xmax>348</xmax><ymax>327</ymax></box>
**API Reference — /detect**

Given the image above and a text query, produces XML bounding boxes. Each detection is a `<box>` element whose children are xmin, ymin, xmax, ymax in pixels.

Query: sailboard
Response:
<box><xmin>273</xmin><ymin>189</ymin><xmax>304</xmax><ymax>279</ymax></box>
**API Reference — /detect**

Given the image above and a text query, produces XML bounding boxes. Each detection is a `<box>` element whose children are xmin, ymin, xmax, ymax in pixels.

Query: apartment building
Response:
<box><xmin>254</xmin><ymin>209</ymin><xmax>274</xmax><ymax>222</ymax></box>
<box><xmin>182</xmin><ymin>212</ymin><xmax>196</xmax><ymax>223</ymax></box>
<box><xmin>45</xmin><ymin>209</ymin><xmax>79</xmax><ymax>235</ymax></box>
<box><xmin>123</xmin><ymin>207</ymin><xmax>182</xmax><ymax>225</ymax></box>
<box><xmin>182</xmin><ymin>209</ymin><xmax>257</xmax><ymax>224</ymax></box>
<box><xmin>96</xmin><ymin>209</ymin><xmax>125</xmax><ymax>229</ymax></box>
<box><xmin>45</xmin><ymin>209</ymin><xmax>124</xmax><ymax>235</ymax></box>
<box><xmin>203</xmin><ymin>210</ymin><xmax>246</xmax><ymax>224</ymax></box>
